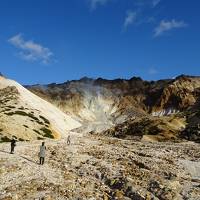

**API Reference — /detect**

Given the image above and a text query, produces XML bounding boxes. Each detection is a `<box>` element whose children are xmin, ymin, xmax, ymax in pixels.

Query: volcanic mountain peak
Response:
<box><xmin>1</xmin><ymin>74</ymin><xmax>199</xmax><ymax>142</ymax></box>
<box><xmin>27</xmin><ymin>75</ymin><xmax>200</xmax><ymax>141</ymax></box>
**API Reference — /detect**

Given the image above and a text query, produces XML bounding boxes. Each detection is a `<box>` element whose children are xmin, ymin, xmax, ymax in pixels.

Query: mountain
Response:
<box><xmin>0</xmin><ymin>76</ymin><xmax>81</xmax><ymax>142</ymax></box>
<box><xmin>0</xmin><ymin>74</ymin><xmax>200</xmax><ymax>142</ymax></box>
<box><xmin>0</xmin><ymin>74</ymin><xmax>200</xmax><ymax>199</ymax></box>
<box><xmin>27</xmin><ymin>75</ymin><xmax>200</xmax><ymax>142</ymax></box>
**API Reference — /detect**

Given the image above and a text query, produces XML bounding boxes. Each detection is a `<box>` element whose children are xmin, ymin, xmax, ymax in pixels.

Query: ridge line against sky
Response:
<box><xmin>0</xmin><ymin>0</ymin><xmax>199</xmax><ymax>84</ymax></box>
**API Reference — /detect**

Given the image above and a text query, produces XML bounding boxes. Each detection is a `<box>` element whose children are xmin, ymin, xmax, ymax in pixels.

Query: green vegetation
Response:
<box><xmin>39</xmin><ymin>115</ymin><xmax>50</xmax><ymax>125</ymax></box>
<box><xmin>6</xmin><ymin>106</ymin><xmax>15</xmax><ymax>109</ymax></box>
<box><xmin>5</xmin><ymin>110</ymin><xmax>26</xmax><ymax>116</ymax></box>
<box><xmin>40</xmin><ymin>127</ymin><xmax>54</xmax><ymax>139</ymax></box>
<box><xmin>3</xmin><ymin>108</ymin><xmax>11</xmax><ymax>112</ymax></box>
<box><xmin>0</xmin><ymin>136</ymin><xmax>11</xmax><ymax>143</ymax></box>
<box><xmin>4</xmin><ymin>110</ymin><xmax>44</xmax><ymax>125</ymax></box>
<box><xmin>2</xmin><ymin>99</ymin><xmax>10</xmax><ymax>103</ymax></box>
<box><xmin>33</xmin><ymin>129</ymin><xmax>41</xmax><ymax>135</ymax></box>
<box><xmin>196</xmin><ymin>110</ymin><xmax>200</xmax><ymax>117</ymax></box>
<box><xmin>5</xmin><ymin>110</ymin><xmax>37</xmax><ymax>120</ymax></box>
<box><xmin>37</xmin><ymin>137</ymin><xmax>44</xmax><ymax>140</ymax></box>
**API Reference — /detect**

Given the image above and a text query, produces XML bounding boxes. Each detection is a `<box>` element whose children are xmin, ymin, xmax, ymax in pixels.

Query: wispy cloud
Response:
<box><xmin>148</xmin><ymin>68</ymin><xmax>158</xmax><ymax>75</ymax></box>
<box><xmin>123</xmin><ymin>11</ymin><xmax>137</xmax><ymax>29</ymax></box>
<box><xmin>154</xmin><ymin>19</ymin><xmax>187</xmax><ymax>37</ymax></box>
<box><xmin>122</xmin><ymin>0</ymin><xmax>161</xmax><ymax>31</ymax></box>
<box><xmin>88</xmin><ymin>0</ymin><xmax>109</xmax><ymax>10</ymax></box>
<box><xmin>152</xmin><ymin>0</ymin><xmax>161</xmax><ymax>7</ymax></box>
<box><xmin>135</xmin><ymin>0</ymin><xmax>161</xmax><ymax>8</ymax></box>
<box><xmin>8</xmin><ymin>34</ymin><xmax>53</xmax><ymax>64</ymax></box>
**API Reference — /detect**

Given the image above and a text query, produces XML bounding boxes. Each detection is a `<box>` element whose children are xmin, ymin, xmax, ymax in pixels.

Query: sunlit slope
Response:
<box><xmin>0</xmin><ymin>76</ymin><xmax>81</xmax><ymax>141</ymax></box>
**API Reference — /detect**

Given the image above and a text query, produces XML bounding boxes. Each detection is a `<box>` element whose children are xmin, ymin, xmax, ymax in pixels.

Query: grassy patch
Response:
<box><xmin>196</xmin><ymin>110</ymin><xmax>200</xmax><ymax>117</ymax></box>
<box><xmin>39</xmin><ymin>115</ymin><xmax>50</xmax><ymax>125</ymax></box>
<box><xmin>3</xmin><ymin>108</ymin><xmax>12</xmax><ymax>112</ymax></box>
<box><xmin>36</xmin><ymin>121</ymin><xmax>44</xmax><ymax>125</ymax></box>
<box><xmin>5</xmin><ymin>111</ymin><xmax>25</xmax><ymax>116</ymax></box>
<box><xmin>37</xmin><ymin>137</ymin><xmax>44</xmax><ymax>140</ymax></box>
<box><xmin>40</xmin><ymin>127</ymin><xmax>54</xmax><ymax>139</ymax></box>
<box><xmin>6</xmin><ymin>106</ymin><xmax>16</xmax><ymax>109</ymax></box>
<box><xmin>0</xmin><ymin>136</ymin><xmax>11</xmax><ymax>143</ymax></box>
<box><xmin>33</xmin><ymin>129</ymin><xmax>41</xmax><ymax>135</ymax></box>
<box><xmin>5</xmin><ymin>111</ymin><xmax>44</xmax><ymax>125</ymax></box>
<box><xmin>2</xmin><ymin>99</ymin><xmax>10</xmax><ymax>104</ymax></box>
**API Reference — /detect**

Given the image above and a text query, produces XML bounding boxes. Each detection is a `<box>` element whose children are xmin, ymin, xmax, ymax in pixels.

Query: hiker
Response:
<box><xmin>10</xmin><ymin>138</ymin><xmax>16</xmax><ymax>154</ymax></box>
<box><xmin>39</xmin><ymin>142</ymin><xmax>46</xmax><ymax>165</ymax></box>
<box><xmin>67</xmin><ymin>135</ymin><xmax>71</xmax><ymax>145</ymax></box>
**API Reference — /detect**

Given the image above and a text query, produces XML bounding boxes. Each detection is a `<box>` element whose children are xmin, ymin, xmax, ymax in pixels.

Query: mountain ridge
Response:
<box><xmin>26</xmin><ymin>74</ymin><xmax>200</xmax><ymax>142</ymax></box>
<box><xmin>0</xmin><ymin>74</ymin><xmax>200</xmax><ymax>142</ymax></box>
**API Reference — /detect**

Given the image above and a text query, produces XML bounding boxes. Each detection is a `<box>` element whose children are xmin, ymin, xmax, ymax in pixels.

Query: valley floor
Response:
<box><xmin>0</xmin><ymin>133</ymin><xmax>200</xmax><ymax>200</ymax></box>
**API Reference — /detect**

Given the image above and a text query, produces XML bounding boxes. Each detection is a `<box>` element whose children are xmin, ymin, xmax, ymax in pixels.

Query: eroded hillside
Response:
<box><xmin>0</xmin><ymin>76</ymin><xmax>81</xmax><ymax>142</ymax></box>
<box><xmin>28</xmin><ymin>75</ymin><xmax>200</xmax><ymax>142</ymax></box>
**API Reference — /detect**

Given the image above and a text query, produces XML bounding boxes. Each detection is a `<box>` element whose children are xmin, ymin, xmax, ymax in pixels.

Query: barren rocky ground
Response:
<box><xmin>0</xmin><ymin>132</ymin><xmax>200</xmax><ymax>200</ymax></box>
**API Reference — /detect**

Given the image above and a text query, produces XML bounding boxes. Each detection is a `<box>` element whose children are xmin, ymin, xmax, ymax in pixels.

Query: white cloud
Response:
<box><xmin>152</xmin><ymin>0</ymin><xmax>160</xmax><ymax>7</ymax></box>
<box><xmin>8</xmin><ymin>34</ymin><xmax>53</xmax><ymax>64</ymax></box>
<box><xmin>124</xmin><ymin>11</ymin><xmax>137</xmax><ymax>29</ymax></box>
<box><xmin>148</xmin><ymin>68</ymin><xmax>158</xmax><ymax>75</ymax></box>
<box><xmin>89</xmin><ymin>0</ymin><xmax>109</xmax><ymax>10</ymax></box>
<box><xmin>135</xmin><ymin>0</ymin><xmax>161</xmax><ymax>8</ymax></box>
<box><xmin>154</xmin><ymin>19</ymin><xmax>187</xmax><ymax>37</ymax></box>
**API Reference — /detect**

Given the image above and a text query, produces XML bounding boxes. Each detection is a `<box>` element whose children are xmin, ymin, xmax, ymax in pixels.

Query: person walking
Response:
<box><xmin>10</xmin><ymin>138</ymin><xmax>16</xmax><ymax>154</ymax></box>
<box><xmin>67</xmin><ymin>135</ymin><xmax>71</xmax><ymax>145</ymax></box>
<box><xmin>39</xmin><ymin>142</ymin><xmax>46</xmax><ymax>165</ymax></box>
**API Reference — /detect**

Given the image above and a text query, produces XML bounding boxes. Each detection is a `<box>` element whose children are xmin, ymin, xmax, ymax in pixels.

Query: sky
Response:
<box><xmin>0</xmin><ymin>0</ymin><xmax>199</xmax><ymax>85</ymax></box>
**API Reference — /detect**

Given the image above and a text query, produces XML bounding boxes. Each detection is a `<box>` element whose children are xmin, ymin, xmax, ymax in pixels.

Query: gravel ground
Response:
<box><xmin>0</xmin><ymin>132</ymin><xmax>200</xmax><ymax>200</ymax></box>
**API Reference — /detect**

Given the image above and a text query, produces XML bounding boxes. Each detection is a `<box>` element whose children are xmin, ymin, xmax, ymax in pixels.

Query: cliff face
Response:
<box><xmin>28</xmin><ymin>76</ymin><xmax>200</xmax><ymax>115</ymax></box>
<box><xmin>150</xmin><ymin>76</ymin><xmax>200</xmax><ymax>113</ymax></box>
<box><xmin>26</xmin><ymin>75</ymin><xmax>200</xmax><ymax>141</ymax></box>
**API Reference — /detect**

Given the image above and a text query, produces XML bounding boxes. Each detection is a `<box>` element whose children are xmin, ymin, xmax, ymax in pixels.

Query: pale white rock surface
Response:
<box><xmin>0</xmin><ymin>76</ymin><xmax>81</xmax><ymax>140</ymax></box>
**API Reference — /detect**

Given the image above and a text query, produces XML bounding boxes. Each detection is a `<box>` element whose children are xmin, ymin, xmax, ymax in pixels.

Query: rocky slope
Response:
<box><xmin>0</xmin><ymin>133</ymin><xmax>200</xmax><ymax>199</ymax></box>
<box><xmin>101</xmin><ymin>115</ymin><xmax>186</xmax><ymax>142</ymax></box>
<box><xmin>0</xmin><ymin>75</ymin><xmax>81</xmax><ymax>142</ymax></box>
<box><xmin>27</xmin><ymin>75</ymin><xmax>200</xmax><ymax>141</ymax></box>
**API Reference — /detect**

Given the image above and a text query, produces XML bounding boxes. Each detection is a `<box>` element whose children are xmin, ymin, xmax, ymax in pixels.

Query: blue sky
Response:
<box><xmin>0</xmin><ymin>0</ymin><xmax>199</xmax><ymax>84</ymax></box>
